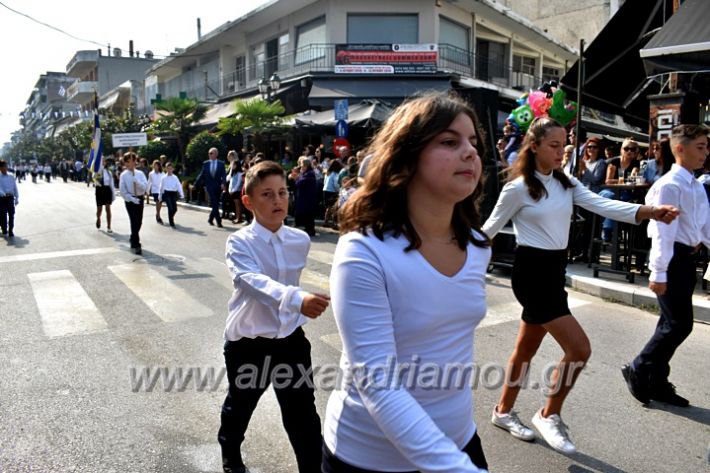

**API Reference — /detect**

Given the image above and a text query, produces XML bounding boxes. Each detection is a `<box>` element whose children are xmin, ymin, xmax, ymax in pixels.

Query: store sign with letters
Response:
<box><xmin>334</xmin><ymin>44</ymin><xmax>438</xmax><ymax>74</ymax></box>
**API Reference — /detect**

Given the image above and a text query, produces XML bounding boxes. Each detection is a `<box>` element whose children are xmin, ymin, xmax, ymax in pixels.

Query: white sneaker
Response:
<box><xmin>491</xmin><ymin>406</ymin><xmax>535</xmax><ymax>441</ymax></box>
<box><xmin>531</xmin><ymin>408</ymin><xmax>576</xmax><ymax>454</ymax></box>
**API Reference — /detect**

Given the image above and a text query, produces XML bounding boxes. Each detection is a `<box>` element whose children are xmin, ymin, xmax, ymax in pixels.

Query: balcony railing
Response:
<box><xmin>67</xmin><ymin>80</ymin><xmax>98</xmax><ymax>103</ymax></box>
<box><xmin>169</xmin><ymin>43</ymin><xmax>553</xmax><ymax>101</ymax></box>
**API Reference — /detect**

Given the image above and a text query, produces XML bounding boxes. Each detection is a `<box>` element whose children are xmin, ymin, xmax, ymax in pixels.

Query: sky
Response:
<box><xmin>0</xmin><ymin>0</ymin><xmax>270</xmax><ymax>146</ymax></box>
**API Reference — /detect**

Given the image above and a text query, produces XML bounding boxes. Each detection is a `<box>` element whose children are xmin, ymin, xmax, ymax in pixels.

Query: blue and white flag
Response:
<box><xmin>87</xmin><ymin>113</ymin><xmax>103</xmax><ymax>173</ymax></box>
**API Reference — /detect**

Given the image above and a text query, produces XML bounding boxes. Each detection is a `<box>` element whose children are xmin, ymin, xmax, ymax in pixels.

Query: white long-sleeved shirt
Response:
<box><xmin>159</xmin><ymin>174</ymin><xmax>184</xmax><ymax>200</ymax></box>
<box><xmin>0</xmin><ymin>173</ymin><xmax>19</xmax><ymax>205</ymax></box>
<box><xmin>483</xmin><ymin>171</ymin><xmax>641</xmax><ymax>249</ymax></box>
<box><xmin>119</xmin><ymin>169</ymin><xmax>148</xmax><ymax>205</ymax></box>
<box><xmin>224</xmin><ymin>220</ymin><xmax>309</xmax><ymax>341</ymax></box>
<box><xmin>148</xmin><ymin>170</ymin><xmax>164</xmax><ymax>194</ymax></box>
<box><xmin>646</xmin><ymin>164</ymin><xmax>710</xmax><ymax>283</ymax></box>
<box><xmin>228</xmin><ymin>172</ymin><xmax>243</xmax><ymax>194</ymax></box>
<box><xmin>324</xmin><ymin>230</ymin><xmax>490</xmax><ymax>473</ymax></box>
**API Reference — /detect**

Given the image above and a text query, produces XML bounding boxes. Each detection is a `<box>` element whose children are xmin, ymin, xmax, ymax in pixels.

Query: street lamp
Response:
<box><xmin>258</xmin><ymin>73</ymin><xmax>281</xmax><ymax>101</ymax></box>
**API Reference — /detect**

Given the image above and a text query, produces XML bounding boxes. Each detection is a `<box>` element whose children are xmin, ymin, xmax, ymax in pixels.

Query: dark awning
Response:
<box><xmin>560</xmin><ymin>0</ymin><xmax>674</xmax><ymax>127</ymax></box>
<box><xmin>308</xmin><ymin>77</ymin><xmax>451</xmax><ymax>108</ymax></box>
<box><xmin>295</xmin><ymin>99</ymin><xmax>394</xmax><ymax>129</ymax></box>
<box><xmin>640</xmin><ymin>0</ymin><xmax>710</xmax><ymax>76</ymax></box>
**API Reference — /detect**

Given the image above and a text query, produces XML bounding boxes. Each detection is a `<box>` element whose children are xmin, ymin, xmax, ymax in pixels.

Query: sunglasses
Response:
<box><xmin>623</xmin><ymin>147</ymin><xmax>639</xmax><ymax>152</ymax></box>
<box><xmin>586</xmin><ymin>145</ymin><xmax>598</xmax><ymax>149</ymax></box>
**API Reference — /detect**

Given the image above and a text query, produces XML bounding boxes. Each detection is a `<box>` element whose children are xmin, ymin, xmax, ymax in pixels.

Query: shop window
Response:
<box><xmin>347</xmin><ymin>14</ymin><xmax>418</xmax><ymax>43</ymax></box>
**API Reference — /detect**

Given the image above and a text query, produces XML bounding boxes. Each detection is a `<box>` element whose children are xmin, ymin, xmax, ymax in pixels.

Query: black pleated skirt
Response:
<box><xmin>511</xmin><ymin>246</ymin><xmax>570</xmax><ymax>324</ymax></box>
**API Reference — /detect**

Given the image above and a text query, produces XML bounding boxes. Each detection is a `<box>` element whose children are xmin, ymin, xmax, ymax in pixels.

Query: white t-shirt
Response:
<box><xmin>148</xmin><ymin>171</ymin><xmax>164</xmax><ymax>194</ymax></box>
<box><xmin>324</xmin><ymin>230</ymin><xmax>490</xmax><ymax>472</ymax></box>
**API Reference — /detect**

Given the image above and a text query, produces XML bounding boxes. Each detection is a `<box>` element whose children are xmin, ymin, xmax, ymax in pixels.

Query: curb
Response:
<box><xmin>566</xmin><ymin>272</ymin><xmax>710</xmax><ymax>325</ymax></box>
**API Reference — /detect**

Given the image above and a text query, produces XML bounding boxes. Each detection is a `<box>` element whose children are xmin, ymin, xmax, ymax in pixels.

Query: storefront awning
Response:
<box><xmin>640</xmin><ymin>0</ymin><xmax>710</xmax><ymax>76</ymax></box>
<box><xmin>308</xmin><ymin>77</ymin><xmax>451</xmax><ymax>108</ymax></box>
<box><xmin>294</xmin><ymin>99</ymin><xmax>394</xmax><ymax>129</ymax></box>
<box><xmin>560</xmin><ymin>0</ymin><xmax>674</xmax><ymax>127</ymax></box>
<box><xmin>197</xmin><ymin>100</ymin><xmax>236</xmax><ymax>126</ymax></box>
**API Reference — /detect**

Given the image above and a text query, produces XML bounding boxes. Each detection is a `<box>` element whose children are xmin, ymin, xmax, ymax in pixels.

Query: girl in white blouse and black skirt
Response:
<box><xmin>482</xmin><ymin>118</ymin><xmax>678</xmax><ymax>455</ymax></box>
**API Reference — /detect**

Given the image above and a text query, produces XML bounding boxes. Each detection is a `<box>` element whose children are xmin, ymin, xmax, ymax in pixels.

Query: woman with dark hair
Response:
<box><xmin>482</xmin><ymin>118</ymin><xmax>677</xmax><ymax>455</ymax></box>
<box><xmin>323</xmin><ymin>93</ymin><xmax>490</xmax><ymax>472</ymax></box>
<box><xmin>578</xmin><ymin>137</ymin><xmax>607</xmax><ymax>193</ymax></box>
<box><xmin>643</xmin><ymin>138</ymin><xmax>674</xmax><ymax>184</ymax></box>
<box><xmin>291</xmin><ymin>157</ymin><xmax>318</xmax><ymax>236</ymax></box>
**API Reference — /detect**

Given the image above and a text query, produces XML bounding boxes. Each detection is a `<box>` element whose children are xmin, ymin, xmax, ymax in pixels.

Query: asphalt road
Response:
<box><xmin>0</xmin><ymin>178</ymin><xmax>708</xmax><ymax>473</ymax></box>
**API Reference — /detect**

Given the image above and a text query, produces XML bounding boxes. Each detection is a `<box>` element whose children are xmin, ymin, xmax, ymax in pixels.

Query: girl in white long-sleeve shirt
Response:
<box><xmin>482</xmin><ymin>117</ymin><xmax>678</xmax><ymax>455</ymax></box>
<box><xmin>323</xmin><ymin>93</ymin><xmax>490</xmax><ymax>473</ymax></box>
<box><xmin>147</xmin><ymin>160</ymin><xmax>165</xmax><ymax>224</ymax></box>
<box><xmin>158</xmin><ymin>162</ymin><xmax>184</xmax><ymax>227</ymax></box>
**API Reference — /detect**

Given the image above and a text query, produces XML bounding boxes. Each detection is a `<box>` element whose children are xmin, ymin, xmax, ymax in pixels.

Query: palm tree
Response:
<box><xmin>149</xmin><ymin>97</ymin><xmax>207</xmax><ymax>169</ymax></box>
<box><xmin>216</xmin><ymin>98</ymin><xmax>285</xmax><ymax>151</ymax></box>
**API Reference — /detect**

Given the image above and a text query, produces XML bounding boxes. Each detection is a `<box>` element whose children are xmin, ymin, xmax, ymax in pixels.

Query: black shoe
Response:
<box><xmin>650</xmin><ymin>382</ymin><xmax>689</xmax><ymax>407</ymax></box>
<box><xmin>621</xmin><ymin>364</ymin><xmax>650</xmax><ymax>404</ymax></box>
<box><xmin>222</xmin><ymin>457</ymin><xmax>248</xmax><ymax>473</ymax></box>
<box><xmin>8</xmin><ymin>231</ymin><xmax>14</xmax><ymax>238</ymax></box>
<box><xmin>132</xmin><ymin>246</ymin><xmax>142</xmax><ymax>255</ymax></box>
<box><xmin>208</xmin><ymin>220</ymin><xmax>214</xmax><ymax>226</ymax></box>
<box><xmin>170</xmin><ymin>221</ymin><xmax>175</xmax><ymax>228</ymax></box>
<box><xmin>156</xmin><ymin>216</ymin><xmax>164</xmax><ymax>225</ymax></box>
<box><xmin>217</xmin><ymin>222</ymin><xmax>224</xmax><ymax>228</ymax></box>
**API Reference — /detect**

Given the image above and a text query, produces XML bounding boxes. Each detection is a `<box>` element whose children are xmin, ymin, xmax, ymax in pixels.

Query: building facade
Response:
<box><xmin>20</xmin><ymin>72</ymin><xmax>76</xmax><ymax>139</ymax></box>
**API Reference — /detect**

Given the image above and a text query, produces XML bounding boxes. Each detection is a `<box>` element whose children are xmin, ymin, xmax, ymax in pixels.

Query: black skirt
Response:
<box><xmin>511</xmin><ymin>246</ymin><xmax>570</xmax><ymax>324</ymax></box>
<box><xmin>95</xmin><ymin>185</ymin><xmax>113</xmax><ymax>206</ymax></box>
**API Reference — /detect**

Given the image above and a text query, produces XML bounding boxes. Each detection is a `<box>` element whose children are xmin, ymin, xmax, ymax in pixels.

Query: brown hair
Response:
<box><xmin>122</xmin><ymin>152</ymin><xmax>137</xmax><ymax>164</ymax></box>
<box><xmin>670</xmin><ymin>124</ymin><xmax>709</xmax><ymax>148</ymax></box>
<box><xmin>338</xmin><ymin>92</ymin><xmax>489</xmax><ymax>251</ymax></box>
<box><xmin>244</xmin><ymin>161</ymin><xmax>286</xmax><ymax>196</ymax></box>
<box><xmin>151</xmin><ymin>160</ymin><xmax>162</xmax><ymax>172</ymax></box>
<box><xmin>509</xmin><ymin>117</ymin><xmax>574</xmax><ymax>201</ymax></box>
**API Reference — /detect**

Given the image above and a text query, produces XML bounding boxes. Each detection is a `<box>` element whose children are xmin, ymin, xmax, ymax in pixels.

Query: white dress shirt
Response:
<box><xmin>148</xmin><ymin>171</ymin><xmax>164</xmax><ymax>194</ymax></box>
<box><xmin>119</xmin><ymin>169</ymin><xmax>148</xmax><ymax>204</ymax></box>
<box><xmin>483</xmin><ymin>171</ymin><xmax>641</xmax><ymax>249</ymax></box>
<box><xmin>324</xmin><ymin>230</ymin><xmax>490</xmax><ymax>473</ymax></box>
<box><xmin>0</xmin><ymin>173</ymin><xmax>19</xmax><ymax>205</ymax></box>
<box><xmin>159</xmin><ymin>174</ymin><xmax>184</xmax><ymax>200</ymax></box>
<box><xmin>224</xmin><ymin>220</ymin><xmax>309</xmax><ymax>341</ymax></box>
<box><xmin>646</xmin><ymin>164</ymin><xmax>710</xmax><ymax>283</ymax></box>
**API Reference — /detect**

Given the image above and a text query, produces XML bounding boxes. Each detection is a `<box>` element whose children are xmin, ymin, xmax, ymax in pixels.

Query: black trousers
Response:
<box><xmin>207</xmin><ymin>188</ymin><xmax>222</xmax><ymax>224</ymax></box>
<box><xmin>218</xmin><ymin>327</ymin><xmax>322</xmax><ymax>472</ymax></box>
<box><xmin>322</xmin><ymin>432</ymin><xmax>488</xmax><ymax>472</ymax></box>
<box><xmin>162</xmin><ymin>191</ymin><xmax>178</xmax><ymax>224</ymax></box>
<box><xmin>295</xmin><ymin>212</ymin><xmax>316</xmax><ymax>236</ymax></box>
<box><xmin>124</xmin><ymin>198</ymin><xmax>144</xmax><ymax>248</ymax></box>
<box><xmin>0</xmin><ymin>196</ymin><xmax>15</xmax><ymax>233</ymax></box>
<box><xmin>633</xmin><ymin>243</ymin><xmax>697</xmax><ymax>387</ymax></box>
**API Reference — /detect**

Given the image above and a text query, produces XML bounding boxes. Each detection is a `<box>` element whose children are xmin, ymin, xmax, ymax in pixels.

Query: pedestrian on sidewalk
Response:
<box><xmin>0</xmin><ymin>160</ymin><xmax>19</xmax><ymax>238</ymax></box>
<box><xmin>323</xmin><ymin>93</ymin><xmax>490</xmax><ymax>473</ymax></box>
<box><xmin>290</xmin><ymin>157</ymin><xmax>318</xmax><ymax>237</ymax></box>
<box><xmin>94</xmin><ymin>161</ymin><xmax>115</xmax><ymax>233</ymax></box>
<box><xmin>482</xmin><ymin>117</ymin><xmax>678</xmax><ymax>455</ymax></box>
<box><xmin>158</xmin><ymin>162</ymin><xmax>183</xmax><ymax>228</ymax></box>
<box><xmin>622</xmin><ymin>124</ymin><xmax>710</xmax><ymax>408</ymax></box>
<box><xmin>218</xmin><ymin>160</ymin><xmax>329</xmax><ymax>473</ymax></box>
<box><xmin>119</xmin><ymin>152</ymin><xmax>148</xmax><ymax>255</ymax></box>
<box><xmin>148</xmin><ymin>160</ymin><xmax>165</xmax><ymax>224</ymax></box>
<box><xmin>195</xmin><ymin>147</ymin><xmax>227</xmax><ymax>228</ymax></box>
<box><xmin>227</xmin><ymin>159</ymin><xmax>244</xmax><ymax>223</ymax></box>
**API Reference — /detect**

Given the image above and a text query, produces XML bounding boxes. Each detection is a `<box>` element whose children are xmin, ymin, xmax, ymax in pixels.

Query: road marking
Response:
<box><xmin>301</xmin><ymin>268</ymin><xmax>330</xmax><ymax>292</ymax></box>
<box><xmin>108</xmin><ymin>263</ymin><xmax>213</xmax><ymax>322</ymax></box>
<box><xmin>27</xmin><ymin>270</ymin><xmax>107</xmax><ymax>338</ymax></box>
<box><xmin>320</xmin><ymin>333</ymin><xmax>343</xmax><ymax>353</ymax></box>
<box><xmin>0</xmin><ymin>247</ymin><xmax>120</xmax><ymax>264</ymax></box>
<box><xmin>308</xmin><ymin>249</ymin><xmax>334</xmax><ymax>266</ymax></box>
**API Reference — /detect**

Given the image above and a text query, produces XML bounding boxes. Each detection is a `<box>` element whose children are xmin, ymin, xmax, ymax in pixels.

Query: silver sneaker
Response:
<box><xmin>531</xmin><ymin>408</ymin><xmax>576</xmax><ymax>454</ymax></box>
<box><xmin>491</xmin><ymin>407</ymin><xmax>535</xmax><ymax>441</ymax></box>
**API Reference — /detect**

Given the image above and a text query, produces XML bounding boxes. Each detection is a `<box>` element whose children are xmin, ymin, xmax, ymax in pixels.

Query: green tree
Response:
<box><xmin>138</xmin><ymin>140</ymin><xmax>174</xmax><ymax>162</ymax></box>
<box><xmin>216</xmin><ymin>98</ymin><xmax>285</xmax><ymax>151</ymax></box>
<box><xmin>185</xmin><ymin>131</ymin><xmax>227</xmax><ymax>175</ymax></box>
<box><xmin>148</xmin><ymin>97</ymin><xmax>207</xmax><ymax>169</ymax></box>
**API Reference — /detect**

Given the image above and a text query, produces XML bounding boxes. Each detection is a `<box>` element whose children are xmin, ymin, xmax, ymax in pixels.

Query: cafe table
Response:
<box><xmin>589</xmin><ymin>181</ymin><xmax>650</xmax><ymax>282</ymax></box>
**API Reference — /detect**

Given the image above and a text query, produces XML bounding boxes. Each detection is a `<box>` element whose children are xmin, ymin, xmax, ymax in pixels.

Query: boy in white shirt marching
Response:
<box><xmin>218</xmin><ymin>161</ymin><xmax>329</xmax><ymax>473</ymax></box>
<box><xmin>623</xmin><ymin>124</ymin><xmax>710</xmax><ymax>407</ymax></box>
<box><xmin>158</xmin><ymin>162</ymin><xmax>184</xmax><ymax>228</ymax></box>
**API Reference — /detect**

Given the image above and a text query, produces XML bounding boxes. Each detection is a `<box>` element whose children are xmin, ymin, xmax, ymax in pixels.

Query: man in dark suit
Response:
<box><xmin>195</xmin><ymin>147</ymin><xmax>227</xmax><ymax>227</ymax></box>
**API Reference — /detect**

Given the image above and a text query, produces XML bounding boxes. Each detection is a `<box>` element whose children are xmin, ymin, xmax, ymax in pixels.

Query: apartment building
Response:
<box><xmin>147</xmin><ymin>0</ymin><xmax>577</xmax><ymax>127</ymax></box>
<box><xmin>20</xmin><ymin>72</ymin><xmax>76</xmax><ymax>139</ymax></box>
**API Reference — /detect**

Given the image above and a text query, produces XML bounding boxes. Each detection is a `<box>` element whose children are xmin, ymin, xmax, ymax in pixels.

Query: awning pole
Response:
<box><xmin>573</xmin><ymin>39</ymin><xmax>585</xmax><ymax>177</ymax></box>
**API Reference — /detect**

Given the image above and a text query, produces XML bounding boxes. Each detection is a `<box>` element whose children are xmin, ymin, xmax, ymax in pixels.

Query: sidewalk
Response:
<box><xmin>173</xmin><ymin>198</ymin><xmax>710</xmax><ymax>325</ymax></box>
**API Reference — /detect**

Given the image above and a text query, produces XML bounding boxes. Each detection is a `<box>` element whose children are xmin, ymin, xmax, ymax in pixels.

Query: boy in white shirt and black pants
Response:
<box><xmin>119</xmin><ymin>152</ymin><xmax>148</xmax><ymax>255</ymax></box>
<box><xmin>623</xmin><ymin>124</ymin><xmax>710</xmax><ymax>407</ymax></box>
<box><xmin>219</xmin><ymin>161</ymin><xmax>329</xmax><ymax>473</ymax></box>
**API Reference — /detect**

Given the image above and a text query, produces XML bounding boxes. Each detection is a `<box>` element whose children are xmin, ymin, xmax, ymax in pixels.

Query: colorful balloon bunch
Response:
<box><xmin>506</xmin><ymin>81</ymin><xmax>578</xmax><ymax>133</ymax></box>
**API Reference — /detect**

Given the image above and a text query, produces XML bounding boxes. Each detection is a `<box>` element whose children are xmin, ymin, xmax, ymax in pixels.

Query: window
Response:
<box><xmin>439</xmin><ymin>16</ymin><xmax>470</xmax><ymax>65</ymax></box>
<box><xmin>295</xmin><ymin>16</ymin><xmax>326</xmax><ymax>65</ymax></box>
<box><xmin>347</xmin><ymin>14</ymin><xmax>418</xmax><ymax>43</ymax></box>
<box><xmin>513</xmin><ymin>55</ymin><xmax>536</xmax><ymax>75</ymax></box>
<box><xmin>542</xmin><ymin>66</ymin><xmax>560</xmax><ymax>82</ymax></box>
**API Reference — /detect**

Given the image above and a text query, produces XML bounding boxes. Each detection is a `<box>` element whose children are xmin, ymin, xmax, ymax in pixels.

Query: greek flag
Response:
<box><xmin>87</xmin><ymin>113</ymin><xmax>103</xmax><ymax>173</ymax></box>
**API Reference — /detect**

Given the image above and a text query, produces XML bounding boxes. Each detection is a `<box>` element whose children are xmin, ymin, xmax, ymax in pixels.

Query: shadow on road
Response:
<box><xmin>568</xmin><ymin>452</ymin><xmax>629</xmax><ymax>473</ymax></box>
<box><xmin>647</xmin><ymin>402</ymin><xmax>710</xmax><ymax>427</ymax></box>
<box><xmin>5</xmin><ymin>235</ymin><xmax>28</xmax><ymax>248</ymax></box>
<box><xmin>173</xmin><ymin>224</ymin><xmax>207</xmax><ymax>236</ymax></box>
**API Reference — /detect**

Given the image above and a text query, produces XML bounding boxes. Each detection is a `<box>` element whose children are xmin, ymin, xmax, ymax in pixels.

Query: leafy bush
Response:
<box><xmin>138</xmin><ymin>140</ymin><xmax>175</xmax><ymax>162</ymax></box>
<box><xmin>185</xmin><ymin>131</ymin><xmax>227</xmax><ymax>172</ymax></box>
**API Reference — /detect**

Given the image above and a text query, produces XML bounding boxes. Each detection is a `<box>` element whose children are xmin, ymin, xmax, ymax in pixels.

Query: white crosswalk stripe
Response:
<box><xmin>108</xmin><ymin>262</ymin><xmax>213</xmax><ymax>322</ymax></box>
<box><xmin>27</xmin><ymin>270</ymin><xmax>108</xmax><ymax>338</ymax></box>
